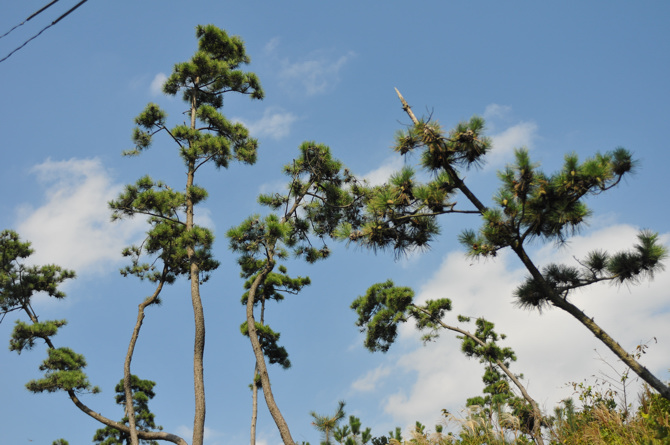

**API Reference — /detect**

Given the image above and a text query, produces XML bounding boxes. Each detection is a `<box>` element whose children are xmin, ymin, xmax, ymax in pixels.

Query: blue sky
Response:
<box><xmin>1</xmin><ymin>2</ymin><xmax>669</xmax><ymax>444</ymax></box>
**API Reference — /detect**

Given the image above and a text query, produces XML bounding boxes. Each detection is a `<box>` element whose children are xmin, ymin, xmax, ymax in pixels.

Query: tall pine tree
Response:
<box><xmin>109</xmin><ymin>24</ymin><xmax>263</xmax><ymax>445</ymax></box>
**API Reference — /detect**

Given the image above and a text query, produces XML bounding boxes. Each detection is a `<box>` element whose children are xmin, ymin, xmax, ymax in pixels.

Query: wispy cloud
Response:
<box><xmin>15</xmin><ymin>158</ymin><xmax>145</xmax><ymax>275</ymax></box>
<box><xmin>480</xmin><ymin>104</ymin><xmax>539</xmax><ymax>170</ymax></box>
<box><xmin>268</xmin><ymin>37</ymin><xmax>355</xmax><ymax>96</ymax></box>
<box><xmin>369</xmin><ymin>224</ymin><xmax>670</xmax><ymax>429</ymax></box>
<box><xmin>237</xmin><ymin>107</ymin><xmax>298</xmax><ymax>140</ymax></box>
<box><xmin>361</xmin><ymin>156</ymin><xmax>404</xmax><ymax>186</ymax></box>
<box><xmin>352</xmin><ymin>365</ymin><xmax>392</xmax><ymax>392</ymax></box>
<box><xmin>485</xmin><ymin>121</ymin><xmax>537</xmax><ymax>170</ymax></box>
<box><xmin>150</xmin><ymin>72</ymin><xmax>168</xmax><ymax>96</ymax></box>
<box><xmin>264</xmin><ymin>37</ymin><xmax>280</xmax><ymax>54</ymax></box>
<box><xmin>483</xmin><ymin>104</ymin><xmax>512</xmax><ymax>121</ymax></box>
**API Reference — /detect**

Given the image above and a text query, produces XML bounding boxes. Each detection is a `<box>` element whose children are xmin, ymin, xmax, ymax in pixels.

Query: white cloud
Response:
<box><xmin>150</xmin><ymin>72</ymin><xmax>168</xmax><ymax>96</ymax></box>
<box><xmin>258</xmin><ymin>179</ymin><xmax>288</xmax><ymax>197</ymax></box>
<box><xmin>196</xmin><ymin>206</ymin><xmax>216</xmax><ymax>232</ymax></box>
<box><xmin>264</xmin><ymin>37</ymin><xmax>280</xmax><ymax>54</ymax></box>
<box><xmin>483</xmin><ymin>104</ymin><xmax>512</xmax><ymax>121</ymax></box>
<box><xmin>361</xmin><ymin>156</ymin><xmax>404</xmax><ymax>186</ymax></box>
<box><xmin>15</xmin><ymin>158</ymin><xmax>145</xmax><ymax>275</ymax></box>
<box><xmin>372</xmin><ymin>225</ymin><xmax>670</xmax><ymax>427</ymax></box>
<box><xmin>486</xmin><ymin>121</ymin><xmax>538</xmax><ymax>170</ymax></box>
<box><xmin>351</xmin><ymin>365</ymin><xmax>392</xmax><ymax>392</ymax></box>
<box><xmin>238</xmin><ymin>107</ymin><xmax>298</xmax><ymax>140</ymax></box>
<box><xmin>479</xmin><ymin>104</ymin><xmax>538</xmax><ymax>170</ymax></box>
<box><xmin>279</xmin><ymin>51</ymin><xmax>356</xmax><ymax>96</ymax></box>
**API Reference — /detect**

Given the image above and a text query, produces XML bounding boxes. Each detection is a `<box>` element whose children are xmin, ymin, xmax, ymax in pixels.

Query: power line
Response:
<box><xmin>0</xmin><ymin>1</ymin><xmax>61</xmax><ymax>40</ymax></box>
<box><xmin>0</xmin><ymin>0</ymin><xmax>90</xmax><ymax>64</ymax></box>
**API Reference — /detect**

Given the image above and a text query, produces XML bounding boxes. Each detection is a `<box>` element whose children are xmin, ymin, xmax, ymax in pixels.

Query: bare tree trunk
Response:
<box><xmin>188</xmin><ymin>82</ymin><xmax>206</xmax><ymax>445</ymax></box>
<box><xmin>250</xmin><ymin>298</ymin><xmax>265</xmax><ymax>445</ymax></box>
<box><xmin>123</xmin><ymin>272</ymin><xmax>167</xmax><ymax>445</ymax></box>
<box><xmin>250</xmin><ymin>365</ymin><xmax>259</xmax><ymax>445</ymax></box>
<box><xmin>246</xmin><ymin>262</ymin><xmax>296</xmax><ymax>445</ymax></box>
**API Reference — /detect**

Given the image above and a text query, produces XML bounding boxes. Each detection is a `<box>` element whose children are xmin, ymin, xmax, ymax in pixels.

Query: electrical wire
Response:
<box><xmin>0</xmin><ymin>1</ymin><xmax>61</xmax><ymax>40</ymax></box>
<box><xmin>0</xmin><ymin>0</ymin><xmax>90</xmax><ymax>64</ymax></box>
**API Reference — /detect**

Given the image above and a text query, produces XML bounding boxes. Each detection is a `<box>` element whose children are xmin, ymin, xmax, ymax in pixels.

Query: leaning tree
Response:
<box><xmin>338</xmin><ymin>90</ymin><xmax>669</xmax><ymax>408</ymax></box>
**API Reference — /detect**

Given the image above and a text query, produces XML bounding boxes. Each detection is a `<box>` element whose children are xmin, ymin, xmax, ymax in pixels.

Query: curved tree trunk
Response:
<box><xmin>123</xmin><ymin>273</ymin><xmax>167</xmax><ymax>445</ymax></box>
<box><xmin>246</xmin><ymin>261</ymin><xmax>296</xmax><ymax>445</ymax></box>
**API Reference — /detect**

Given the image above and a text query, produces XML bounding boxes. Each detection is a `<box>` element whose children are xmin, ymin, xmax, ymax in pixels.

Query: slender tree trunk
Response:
<box><xmin>250</xmin><ymin>298</ymin><xmax>265</xmax><ymax>445</ymax></box>
<box><xmin>246</xmin><ymin>261</ymin><xmax>296</xmax><ymax>445</ymax></box>
<box><xmin>250</xmin><ymin>365</ymin><xmax>259</xmax><ymax>445</ymax></box>
<box><xmin>123</xmin><ymin>275</ymin><xmax>167</xmax><ymax>445</ymax></box>
<box><xmin>188</xmin><ymin>81</ymin><xmax>207</xmax><ymax>445</ymax></box>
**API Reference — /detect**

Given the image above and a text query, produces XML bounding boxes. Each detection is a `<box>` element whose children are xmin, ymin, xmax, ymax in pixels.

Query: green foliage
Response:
<box><xmin>26</xmin><ymin>346</ymin><xmax>99</xmax><ymax>394</ymax></box>
<box><xmin>0</xmin><ymin>230</ymin><xmax>75</xmax><ymax>316</ymax></box>
<box><xmin>0</xmin><ymin>230</ymin><xmax>97</xmax><ymax>397</ymax></box>
<box><xmin>310</xmin><ymin>401</ymin><xmax>347</xmax><ymax>445</ymax></box>
<box><xmin>457</xmin><ymin>146</ymin><xmax>638</xmax><ymax>257</ymax></box>
<box><xmin>93</xmin><ymin>375</ymin><xmax>162</xmax><ymax>445</ymax></box>
<box><xmin>229</xmin><ymin>142</ymin><xmax>364</xmax><ymax>373</ymax></box>
<box><xmin>109</xmin><ymin>175</ymin><xmax>220</xmax><ymax>284</ymax></box>
<box><xmin>395</xmin><ymin>117</ymin><xmax>492</xmax><ymax>171</ymax></box>
<box><xmin>10</xmin><ymin>319</ymin><xmax>67</xmax><ymax>353</ymax></box>
<box><xmin>351</xmin><ymin>279</ymin><xmax>453</xmax><ymax>352</ymax></box>
<box><xmin>334</xmin><ymin>415</ymin><xmax>372</xmax><ymax>445</ymax></box>
<box><xmin>351</xmin><ymin>280</ymin><xmax>414</xmax><ymax>352</ymax></box>
<box><xmin>514</xmin><ymin>230</ymin><xmax>667</xmax><ymax>311</ymax></box>
<box><xmin>240</xmin><ymin>321</ymin><xmax>291</xmax><ymax>369</ymax></box>
<box><xmin>548</xmin><ymin>384</ymin><xmax>670</xmax><ymax>445</ymax></box>
<box><xmin>457</xmin><ymin>318</ymin><xmax>538</xmax><ymax>439</ymax></box>
<box><xmin>112</xmin><ymin>24</ymin><xmax>264</xmax><ymax>287</ymax></box>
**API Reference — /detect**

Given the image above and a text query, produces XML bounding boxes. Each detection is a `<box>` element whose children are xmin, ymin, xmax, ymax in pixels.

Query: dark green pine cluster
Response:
<box><xmin>110</xmin><ymin>24</ymin><xmax>264</xmax><ymax>286</ymax></box>
<box><xmin>460</xmin><ymin>147</ymin><xmax>636</xmax><ymax>256</ymax></box>
<box><xmin>0</xmin><ymin>230</ymin><xmax>97</xmax><ymax>395</ymax></box>
<box><xmin>350</xmin><ymin>279</ymin><xmax>452</xmax><ymax>353</ymax></box>
<box><xmin>238</xmin><ymin>263</ymin><xmax>311</xmax><ymax>369</ymax></box>
<box><xmin>93</xmin><ymin>375</ymin><xmax>162</xmax><ymax>445</ymax></box>
<box><xmin>109</xmin><ymin>175</ymin><xmax>218</xmax><ymax>285</ymax></box>
<box><xmin>514</xmin><ymin>230</ymin><xmax>667</xmax><ymax>310</ymax></box>
<box><xmin>130</xmin><ymin>25</ymin><xmax>262</xmax><ymax>166</ymax></box>
<box><xmin>336</xmin><ymin>117</ymin><xmax>490</xmax><ymax>256</ymax></box>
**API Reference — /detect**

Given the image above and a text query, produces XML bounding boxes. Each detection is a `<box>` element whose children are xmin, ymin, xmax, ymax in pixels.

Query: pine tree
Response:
<box><xmin>92</xmin><ymin>375</ymin><xmax>162</xmax><ymax>445</ymax></box>
<box><xmin>228</xmin><ymin>142</ymin><xmax>365</xmax><ymax>444</ymax></box>
<box><xmin>350</xmin><ymin>280</ymin><xmax>544</xmax><ymax>444</ymax></box>
<box><xmin>340</xmin><ymin>90</ymin><xmax>669</xmax><ymax>403</ymax></box>
<box><xmin>109</xmin><ymin>24</ymin><xmax>263</xmax><ymax>445</ymax></box>
<box><xmin>459</xmin><ymin>317</ymin><xmax>541</xmax><ymax>441</ymax></box>
<box><xmin>1</xmin><ymin>230</ymin><xmax>188</xmax><ymax>444</ymax></box>
<box><xmin>309</xmin><ymin>400</ymin><xmax>346</xmax><ymax>445</ymax></box>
